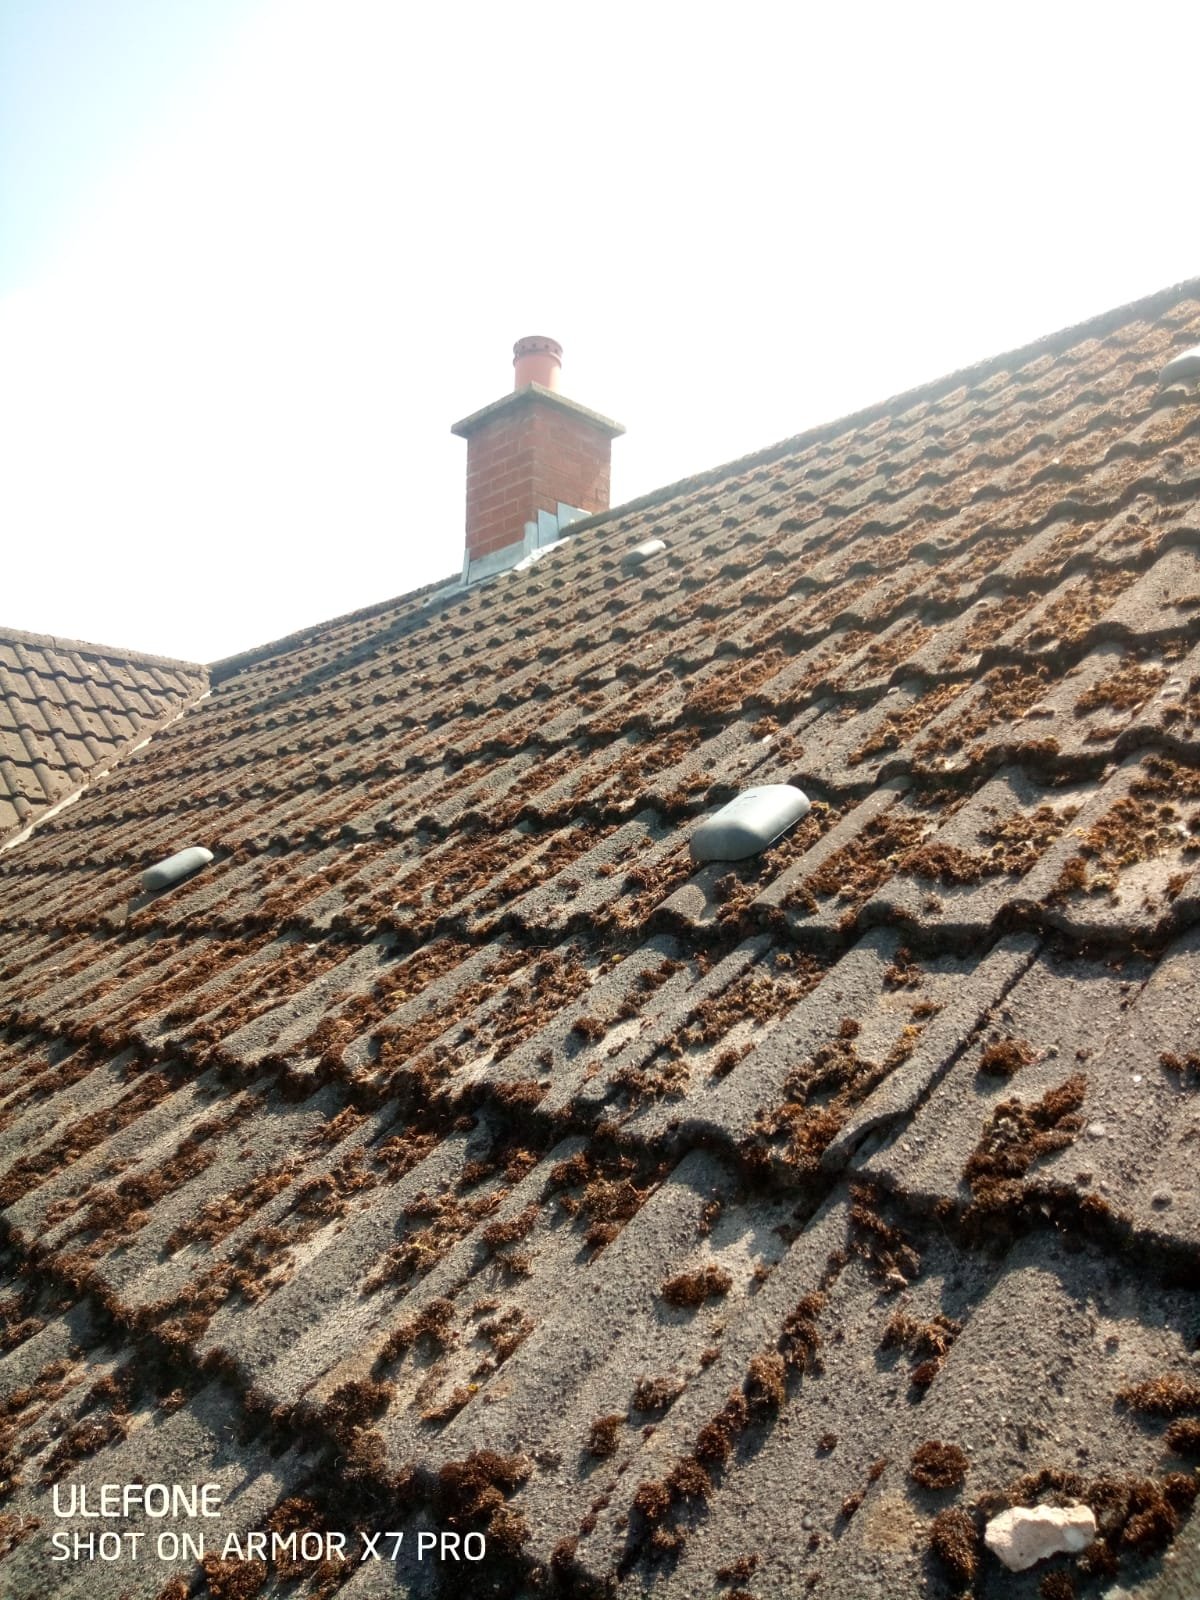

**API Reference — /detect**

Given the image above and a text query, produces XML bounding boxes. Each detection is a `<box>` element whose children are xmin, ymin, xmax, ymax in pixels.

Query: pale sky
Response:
<box><xmin>2</xmin><ymin>0</ymin><xmax>1198</xmax><ymax>664</ymax></box>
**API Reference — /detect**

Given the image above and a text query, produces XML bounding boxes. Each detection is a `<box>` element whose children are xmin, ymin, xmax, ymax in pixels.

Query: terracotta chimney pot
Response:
<box><xmin>513</xmin><ymin>335</ymin><xmax>563</xmax><ymax>391</ymax></box>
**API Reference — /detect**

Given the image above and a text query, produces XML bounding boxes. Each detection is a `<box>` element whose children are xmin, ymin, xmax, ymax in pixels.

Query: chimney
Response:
<box><xmin>451</xmin><ymin>337</ymin><xmax>625</xmax><ymax>583</ymax></box>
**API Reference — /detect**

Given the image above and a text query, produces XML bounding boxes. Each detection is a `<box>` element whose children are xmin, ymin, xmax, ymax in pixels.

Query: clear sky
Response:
<box><xmin>2</xmin><ymin>0</ymin><xmax>1198</xmax><ymax>664</ymax></box>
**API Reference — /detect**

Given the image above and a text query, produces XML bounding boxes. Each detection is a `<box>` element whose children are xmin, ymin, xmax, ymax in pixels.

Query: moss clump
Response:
<box><xmin>928</xmin><ymin>1506</ymin><xmax>979</xmax><ymax>1589</ymax></box>
<box><xmin>377</xmin><ymin>1296</ymin><xmax>456</xmax><ymax>1364</ymax></box>
<box><xmin>978</xmin><ymin>1037</ymin><xmax>1036</xmax><ymax>1078</ymax></box>
<box><xmin>908</xmin><ymin>1440</ymin><xmax>969</xmax><ymax>1490</ymax></box>
<box><xmin>435</xmin><ymin>1449</ymin><xmax>532</xmax><ymax>1537</ymax></box>
<box><xmin>1166</xmin><ymin>1417</ymin><xmax>1200</xmax><ymax>1457</ymax></box>
<box><xmin>1117</xmin><ymin>1374</ymin><xmax>1200</xmax><ymax>1417</ymax></box>
<box><xmin>586</xmin><ymin>1414</ymin><xmax>624</xmax><ymax>1458</ymax></box>
<box><xmin>660</xmin><ymin>1264</ymin><xmax>733</xmax><ymax>1308</ymax></box>
<box><xmin>200</xmin><ymin>1557</ymin><xmax>268</xmax><ymax>1600</ymax></box>
<box><xmin>632</xmin><ymin>1375</ymin><xmax>684</xmax><ymax>1413</ymax></box>
<box><xmin>960</xmin><ymin>1075</ymin><xmax>1087</xmax><ymax>1238</ymax></box>
<box><xmin>323</xmin><ymin>1378</ymin><xmax>394</xmax><ymax>1438</ymax></box>
<box><xmin>1039</xmin><ymin>1571</ymin><xmax>1076</xmax><ymax>1600</ymax></box>
<box><xmin>744</xmin><ymin>1351</ymin><xmax>786</xmax><ymax>1412</ymax></box>
<box><xmin>779</xmin><ymin>1293</ymin><xmax>826</xmax><ymax>1373</ymax></box>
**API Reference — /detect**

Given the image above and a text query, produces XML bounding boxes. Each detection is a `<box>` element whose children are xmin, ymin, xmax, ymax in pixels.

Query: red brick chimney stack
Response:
<box><xmin>452</xmin><ymin>338</ymin><xmax>624</xmax><ymax>579</ymax></box>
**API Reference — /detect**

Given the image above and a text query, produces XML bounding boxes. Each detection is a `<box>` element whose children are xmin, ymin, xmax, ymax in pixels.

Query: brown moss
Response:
<box><xmin>0</xmin><ymin>1513</ymin><xmax>38</xmax><ymax>1555</ymax></box>
<box><xmin>421</xmin><ymin>1386</ymin><xmax>473</xmax><ymax>1426</ymax></box>
<box><xmin>961</xmin><ymin>1075</ymin><xmax>1087</xmax><ymax>1226</ymax></box>
<box><xmin>850</xmin><ymin>682</ymin><xmax>966</xmax><ymax>765</ymax></box>
<box><xmin>633</xmin><ymin>1478</ymin><xmax>671</xmax><ymax>1524</ymax></box>
<box><xmin>749</xmin><ymin>1019</ymin><xmax>923</xmax><ymax>1178</ymax></box>
<box><xmin>259</xmin><ymin>1496</ymin><xmax>348</xmax><ymax>1584</ymax></box>
<box><xmin>928</xmin><ymin>1506</ymin><xmax>979</xmax><ymax>1588</ymax></box>
<box><xmin>985</xmin><ymin>1465</ymin><xmax>1199</xmax><ymax>1564</ymax></box>
<box><xmin>897</xmin><ymin>841</ymin><xmax>990</xmax><ymax>885</ymax></box>
<box><xmin>1051</xmin><ymin>793</ymin><xmax>1187</xmax><ymax>900</ymax></box>
<box><xmin>200</xmin><ymin>1556</ymin><xmax>268</xmax><ymax>1599</ymax></box>
<box><xmin>364</xmin><ymin>1189</ymin><xmax>501</xmax><ymax>1292</ymax></box>
<box><xmin>486</xmin><ymin>1502</ymin><xmax>529</xmax><ymax>1554</ymax></box>
<box><xmin>572</xmin><ymin>1015</ymin><xmax>607</xmax><ymax>1042</ymax></box>
<box><xmin>632</xmin><ymin>1375</ymin><xmax>684</xmax><ymax>1413</ymax></box>
<box><xmin>0</xmin><ymin>1070</ymin><xmax>173</xmax><ymax>1209</ymax></box>
<box><xmin>908</xmin><ymin>1440</ymin><xmax>969</xmax><ymax>1490</ymax></box>
<box><xmin>1160</xmin><ymin>1050</ymin><xmax>1200</xmax><ymax>1087</ymax></box>
<box><xmin>978</xmin><ymin>1036</ymin><xmax>1036</xmax><ymax>1078</ymax></box>
<box><xmin>683</xmin><ymin>647</ymin><xmax>786</xmax><ymax>718</ymax></box>
<box><xmin>480</xmin><ymin>1202</ymin><xmax>539</xmax><ymax>1252</ymax></box>
<box><xmin>913</xmin><ymin>663</ymin><xmax>1050</xmax><ymax>760</ymax></box>
<box><xmin>436</xmin><ymin>1448</ymin><xmax>531</xmax><ymax>1524</ymax></box>
<box><xmin>779</xmin><ymin>1292</ymin><xmax>826</xmax><ymax>1373</ymax></box>
<box><xmin>694</xmin><ymin>1393</ymin><xmax>749</xmax><ymax>1467</ymax></box>
<box><xmin>39</xmin><ymin>1411</ymin><xmax>127</xmax><ymax>1485</ymax></box>
<box><xmin>1117</xmin><ymin>1374</ymin><xmax>1200</xmax><ymax>1416</ymax></box>
<box><xmin>587</xmin><ymin>1413</ymin><xmax>625</xmax><ymax>1458</ymax></box>
<box><xmin>847</xmin><ymin>1184</ymin><xmax>921</xmax><ymax>1285</ymax></box>
<box><xmin>323</xmin><ymin>1378</ymin><xmax>393</xmax><ymax>1438</ymax></box>
<box><xmin>744</xmin><ymin>1351</ymin><xmax>786</xmax><ymax>1412</ymax></box>
<box><xmin>1074</xmin><ymin>660</ymin><xmax>1165</xmax><ymax>717</ymax></box>
<box><xmin>477</xmin><ymin>1305</ymin><xmax>534</xmax><ymax>1364</ymax></box>
<box><xmin>881</xmin><ymin>1309</ymin><xmax>960</xmax><ymax>1359</ymax></box>
<box><xmin>794</xmin><ymin>811</ymin><xmax>927</xmax><ymax>911</ymax></box>
<box><xmin>881</xmin><ymin>1308</ymin><xmax>961</xmax><ymax>1389</ymax></box>
<box><xmin>666</xmin><ymin>1455</ymin><xmax>713</xmax><ymax>1502</ymax></box>
<box><xmin>62</xmin><ymin>1101</ymin><xmax>256</xmax><ymax>1248</ymax></box>
<box><xmin>1165</xmin><ymin>1417</ymin><xmax>1200</xmax><ymax>1456</ymax></box>
<box><xmin>543</xmin><ymin>1147</ymin><xmax>668</xmax><ymax>1253</ymax></box>
<box><xmin>166</xmin><ymin>1160</ymin><xmax>300</xmax><ymax>1250</ymax></box>
<box><xmin>661</xmin><ymin>1264</ymin><xmax>733</xmax><ymax>1308</ymax></box>
<box><xmin>679</xmin><ymin>957</ymin><xmax>825</xmax><ymax>1047</ymax></box>
<box><xmin>1039</xmin><ymin>1573</ymin><xmax>1076</xmax><ymax>1600</ymax></box>
<box><xmin>883</xmin><ymin>949</ymin><xmax>923</xmax><ymax>989</ymax></box>
<box><xmin>378</xmin><ymin>1297</ymin><xmax>456</xmax><ymax>1365</ymax></box>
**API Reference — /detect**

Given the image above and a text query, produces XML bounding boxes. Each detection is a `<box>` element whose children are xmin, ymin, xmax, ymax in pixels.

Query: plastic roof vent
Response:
<box><xmin>690</xmin><ymin>784</ymin><xmax>810</xmax><ymax>863</ymax></box>
<box><xmin>622</xmin><ymin>538</ymin><xmax>666</xmax><ymax>567</ymax></box>
<box><xmin>141</xmin><ymin>846</ymin><xmax>213</xmax><ymax>893</ymax></box>
<box><xmin>1160</xmin><ymin>346</ymin><xmax>1200</xmax><ymax>386</ymax></box>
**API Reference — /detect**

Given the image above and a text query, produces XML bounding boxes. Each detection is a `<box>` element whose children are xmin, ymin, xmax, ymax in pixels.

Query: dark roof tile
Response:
<box><xmin>0</xmin><ymin>627</ymin><xmax>205</xmax><ymax>844</ymax></box>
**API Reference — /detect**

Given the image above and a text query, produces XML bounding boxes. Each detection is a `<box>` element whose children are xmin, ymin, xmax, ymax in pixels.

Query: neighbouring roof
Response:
<box><xmin>3</xmin><ymin>280</ymin><xmax>1200</xmax><ymax>1600</ymax></box>
<box><xmin>0</xmin><ymin>627</ymin><xmax>207</xmax><ymax>846</ymax></box>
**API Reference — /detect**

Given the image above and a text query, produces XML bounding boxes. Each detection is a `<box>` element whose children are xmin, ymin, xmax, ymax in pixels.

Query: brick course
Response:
<box><xmin>454</xmin><ymin>387</ymin><xmax>622</xmax><ymax>562</ymax></box>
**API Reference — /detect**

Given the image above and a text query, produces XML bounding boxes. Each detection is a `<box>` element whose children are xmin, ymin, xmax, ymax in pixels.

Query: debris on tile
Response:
<box><xmin>983</xmin><ymin>1503</ymin><xmax>1097</xmax><ymax>1571</ymax></box>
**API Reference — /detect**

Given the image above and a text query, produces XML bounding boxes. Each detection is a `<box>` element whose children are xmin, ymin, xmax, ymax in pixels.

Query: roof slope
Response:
<box><xmin>0</xmin><ymin>627</ymin><xmax>206</xmax><ymax>845</ymax></box>
<box><xmin>3</xmin><ymin>283</ymin><xmax>1200</xmax><ymax>1599</ymax></box>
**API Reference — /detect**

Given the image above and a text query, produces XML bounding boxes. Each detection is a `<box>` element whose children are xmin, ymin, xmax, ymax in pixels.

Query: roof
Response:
<box><xmin>3</xmin><ymin>280</ymin><xmax>1200</xmax><ymax>1600</ymax></box>
<box><xmin>0</xmin><ymin>626</ymin><xmax>206</xmax><ymax>846</ymax></box>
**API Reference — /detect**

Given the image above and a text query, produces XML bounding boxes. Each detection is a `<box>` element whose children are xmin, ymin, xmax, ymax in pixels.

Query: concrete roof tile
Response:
<box><xmin>5</xmin><ymin>279</ymin><xmax>1200</xmax><ymax>1594</ymax></box>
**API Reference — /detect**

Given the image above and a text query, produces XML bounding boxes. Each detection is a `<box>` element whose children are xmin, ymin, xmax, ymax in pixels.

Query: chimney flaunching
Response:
<box><xmin>452</xmin><ymin>338</ymin><xmax>624</xmax><ymax>584</ymax></box>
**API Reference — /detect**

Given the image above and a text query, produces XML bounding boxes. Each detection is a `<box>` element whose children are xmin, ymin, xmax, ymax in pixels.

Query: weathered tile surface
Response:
<box><xmin>3</xmin><ymin>282</ymin><xmax>1200</xmax><ymax>1597</ymax></box>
